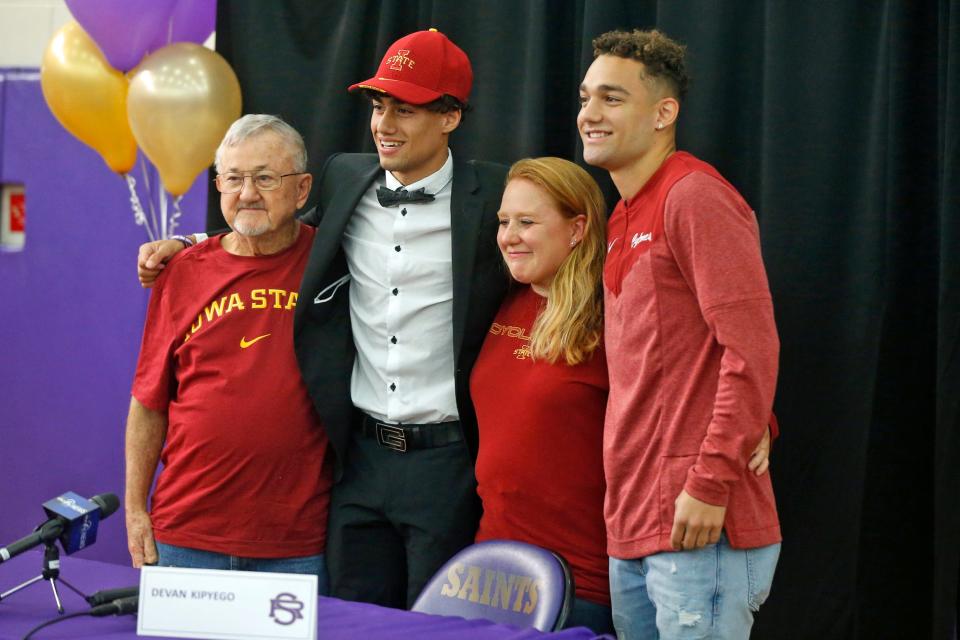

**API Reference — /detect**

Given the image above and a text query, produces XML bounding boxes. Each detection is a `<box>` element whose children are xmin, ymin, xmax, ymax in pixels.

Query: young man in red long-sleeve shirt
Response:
<box><xmin>578</xmin><ymin>29</ymin><xmax>782</xmax><ymax>638</ymax></box>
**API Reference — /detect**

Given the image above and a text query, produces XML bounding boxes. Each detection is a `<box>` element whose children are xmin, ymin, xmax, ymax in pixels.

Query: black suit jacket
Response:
<box><xmin>293</xmin><ymin>153</ymin><xmax>508</xmax><ymax>479</ymax></box>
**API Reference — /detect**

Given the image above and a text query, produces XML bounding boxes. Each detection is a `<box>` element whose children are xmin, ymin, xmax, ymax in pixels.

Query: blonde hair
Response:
<box><xmin>505</xmin><ymin>157</ymin><xmax>606</xmax><ymax>365</ymax></box>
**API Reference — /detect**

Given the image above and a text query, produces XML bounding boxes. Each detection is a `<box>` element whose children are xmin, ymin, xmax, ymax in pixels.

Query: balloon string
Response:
<box><xmin>125</xmin><ymin>174</ymin><xmax>156</xmax><ymax>242</ymax></box>
<box><xmin>140</xmin><ymin>158</ymin><xmax>161</xmax><ymax>240</ymax></box>
<box><xmin>169</xmin><ymin>196</ymin><xmax>183</xmax><ymax>237</ymax></box>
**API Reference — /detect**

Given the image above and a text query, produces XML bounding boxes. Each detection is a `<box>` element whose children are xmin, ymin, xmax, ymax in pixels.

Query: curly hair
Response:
<box><xmin>592</xmin><ymin>29</ymin><xmax>689</xmax><ymax>102</ymax></box>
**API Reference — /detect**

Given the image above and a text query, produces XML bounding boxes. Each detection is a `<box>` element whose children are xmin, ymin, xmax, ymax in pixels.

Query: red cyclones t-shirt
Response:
<box><xmin>471</xmin><ymin>286</ymin><xmax>610</xmax><ymax>606</ymax></box>
<box><xmin>132</xmin><ymin>224</ymin><xmax>332</xmax><ymax>558</ymax></box>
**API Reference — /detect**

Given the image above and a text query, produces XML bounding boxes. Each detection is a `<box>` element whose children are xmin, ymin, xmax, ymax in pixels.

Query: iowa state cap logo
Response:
<box><xmin>387</xmin><ymin>48</ymin><xmax>415</xmax><ymax>71</ymax></box>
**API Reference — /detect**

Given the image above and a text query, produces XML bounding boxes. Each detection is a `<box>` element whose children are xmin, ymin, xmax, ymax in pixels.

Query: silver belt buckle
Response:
<box><xmin>376</xmin><ymin>422</ymin><xmax>407</xmax><ymax>452</ymax></box>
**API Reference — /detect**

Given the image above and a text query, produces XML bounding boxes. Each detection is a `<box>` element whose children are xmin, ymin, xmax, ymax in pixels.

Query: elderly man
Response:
<box><xmin>136</xmin><ymin>30</ymin><xmax>507</xmax><ymax>608</ymax></box>
<box><xmin>578</xmin><ymin>29</ymin><xmax>782</xmax><ymax>638</ymax></box>
<box><xmin>125</xmin><ymin>114</ymin><xmax>333</xmax><ymax>590</ymax></box>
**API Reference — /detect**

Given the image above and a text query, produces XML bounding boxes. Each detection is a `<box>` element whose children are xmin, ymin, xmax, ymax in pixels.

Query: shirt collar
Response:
<box><xmin>384</xmin><ymin>149</ymin><xmax>454</xmax><ymax>194</ymax></box>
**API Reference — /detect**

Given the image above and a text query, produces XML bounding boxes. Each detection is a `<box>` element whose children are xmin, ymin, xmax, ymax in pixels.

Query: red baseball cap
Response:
<box><xmin>348</xmin><ymin>29</ymin><xmax>473</xmax><ymax>105</ymax></box>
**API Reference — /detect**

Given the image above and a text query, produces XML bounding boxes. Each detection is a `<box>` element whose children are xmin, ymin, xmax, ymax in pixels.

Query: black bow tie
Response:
<box><xmin>376</xmin><ymin>186</ymin><xmax>436</xmax><ymax>208</ymax></box>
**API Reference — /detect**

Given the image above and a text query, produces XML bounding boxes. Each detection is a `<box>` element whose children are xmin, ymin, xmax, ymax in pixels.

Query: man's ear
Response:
<box><xmin>295</xmin><ymin>173</ymin><xmax>313</xmax><ymax>208</ymax></box>
<box><xmin>441</xmin><ymin>108</ymin><xmax>462</xmax><ymax>134</ymax></box>
<box><xmin>656</xmin><ymin>97</ymin><xmax>679</xmax><ymax>128</ymax></box>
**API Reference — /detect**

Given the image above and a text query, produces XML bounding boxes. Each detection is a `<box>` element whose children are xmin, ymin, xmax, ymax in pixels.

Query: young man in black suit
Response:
<box><xmin>138</xmin><ymin>29</ymin><xmax>507</xmax><ymax>608</ymax></box>
<box><xmin>294</xmin><ymin>28</ymin><xmax>508</xmax><ymax>608</ymax></box>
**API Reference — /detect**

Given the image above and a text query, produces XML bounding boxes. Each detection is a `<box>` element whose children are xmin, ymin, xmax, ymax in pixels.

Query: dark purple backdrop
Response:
<box><xmin>0</xmin><ymin>69</ymin><xmax>206</xmax><ymax>566</ymax></box>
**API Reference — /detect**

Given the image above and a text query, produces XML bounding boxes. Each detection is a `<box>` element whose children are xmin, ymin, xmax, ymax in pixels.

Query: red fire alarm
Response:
<box><xmin>1</xmin><ymin>183</ymin><xmax>25</xmax><ymax>251</ymax></box>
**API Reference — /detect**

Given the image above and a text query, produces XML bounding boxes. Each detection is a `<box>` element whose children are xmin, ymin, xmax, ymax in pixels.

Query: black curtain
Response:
<box><xmin>213</xmin><ymin>2</ymin><xmax>959</xmax><ymax>637</ymax></box>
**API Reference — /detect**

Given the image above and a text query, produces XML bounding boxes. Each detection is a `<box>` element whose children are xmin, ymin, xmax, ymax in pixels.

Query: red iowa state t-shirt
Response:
<box><xmin>132</xmin><ymin>224</ymin><xmax>332</xmax><ymax>558</ymax></box>
<box><xmin>470</xmin><ymin>286</ymin><xmax>610</xmax><ymax>606</ymax></box>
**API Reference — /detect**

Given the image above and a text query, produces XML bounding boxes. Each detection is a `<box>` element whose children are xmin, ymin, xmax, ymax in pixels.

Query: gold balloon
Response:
<box><xmin>40</xmin><ymin>22</ymin><xmax>137</xmax><ymax>174</ymax></box>
<box><xmin>127</xmin><ymin>43</ymin><xmax>242</xmax><ymax>196</ymax></box>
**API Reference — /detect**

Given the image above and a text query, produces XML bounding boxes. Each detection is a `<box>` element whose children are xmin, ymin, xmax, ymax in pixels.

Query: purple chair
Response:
<box><xmin>411</xmin><ymin>539</ymin><xmax>574</xmax><ymax>631</ymax></box>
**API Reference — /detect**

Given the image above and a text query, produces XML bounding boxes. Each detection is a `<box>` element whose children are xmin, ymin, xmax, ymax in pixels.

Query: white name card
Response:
<box><xmin>137</xmin><ymin>566</ymin><xmax>317</xmax><ymax>640</ymax></box>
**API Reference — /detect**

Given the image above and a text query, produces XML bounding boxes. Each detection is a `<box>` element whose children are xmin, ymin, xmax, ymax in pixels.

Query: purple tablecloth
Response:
<box><xmin>0</xmin><ymin>552</ymin><xmax>604</xmax><ymax>639</ymax></box>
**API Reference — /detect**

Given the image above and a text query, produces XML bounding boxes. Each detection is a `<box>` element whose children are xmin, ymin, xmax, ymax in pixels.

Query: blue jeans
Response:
<box><xmin>609</xmin><ymin>535</ymin><xmax>780</xmax><ymax>639</ymax></box>
<box><xmin>155</xmin><ymin>542</ymin><xmax>329</xmax><ymax>596</ymax></box>
<box><xmin>566</xmin><ymin>597</ymin><xmax>616</xmax><ymax>635</ymax></box>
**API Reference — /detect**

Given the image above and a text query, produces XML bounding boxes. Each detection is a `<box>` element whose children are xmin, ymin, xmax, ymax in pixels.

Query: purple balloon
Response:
<box><xmin>66</xmin><ymin>0</ymin><xmax>178</xmax><ymax>71</ymax></box>
<box><xmin>148</xmin><ymin>0</ymin><xmax>217</xmax><ymax>51</ymax></box>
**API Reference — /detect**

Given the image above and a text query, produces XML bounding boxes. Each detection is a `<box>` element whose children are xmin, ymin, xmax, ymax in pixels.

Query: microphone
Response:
<box><xmin>86</xmin><ymin>586</ymin><xmax>139</xmax><ymax>606</ymax></box>
<box><xmin>89</xmin><ymin>595</ymin><xmax>139</xmax><ymax>617</ymax></box>
<box><xmin>0</xmin><ymin>492</ymin><xmax>119</xmax><ymax>563</ymax></box>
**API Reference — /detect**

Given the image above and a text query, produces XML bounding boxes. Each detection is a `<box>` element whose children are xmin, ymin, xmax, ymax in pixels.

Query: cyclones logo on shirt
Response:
<box><xmin>488</xmin><ymin>321</ymin><xmax>532</xmax><ymax>360</ymax></box>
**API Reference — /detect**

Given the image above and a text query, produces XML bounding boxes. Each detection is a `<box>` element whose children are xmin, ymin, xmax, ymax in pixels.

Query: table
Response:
<box><xmin>0</xmin><ymin>552</ymin><xmax>604</xmax><ymax>639</ymax></box>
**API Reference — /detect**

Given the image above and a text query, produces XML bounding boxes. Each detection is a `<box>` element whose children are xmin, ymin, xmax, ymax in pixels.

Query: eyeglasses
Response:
<box><xmin>214</xmin><ymin>171</ymin><xmax>306</xmax><ymax>193</ymax></box>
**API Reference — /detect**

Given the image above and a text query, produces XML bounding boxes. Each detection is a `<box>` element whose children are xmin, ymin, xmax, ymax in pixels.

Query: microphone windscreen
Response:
<box><xmin>86</xmin><ymin>585</ymin><xmax>139</xmax><ymax>605</ymax></box>
<box><xmin>89</xmin><ymin>595</ymin><xmax>139</xmax><ymax>617</ymax></box>
<box><xmin>113</xmin><ymin>595</ymin><xmax>139</xmax><ymax>615</ymax></box>
<box><xmin>91</xmin><ymin>493</ymin><xmax>120</xmax><ymax>519</ymax></box>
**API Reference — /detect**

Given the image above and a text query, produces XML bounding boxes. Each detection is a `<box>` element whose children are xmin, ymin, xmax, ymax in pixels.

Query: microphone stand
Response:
<box><xmin>0</xmin><ymin>543</ymin><xmax>86</xmax><ymax>614</ymax></box>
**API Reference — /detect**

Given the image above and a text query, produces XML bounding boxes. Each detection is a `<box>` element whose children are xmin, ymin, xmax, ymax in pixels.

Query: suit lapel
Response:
<box><xmin>316</xmin><ymin>159</ymin><xmax>381</xmax><ymax>263</ymax></box>
<box><xmin>450</xmin><ymin>160</ymin><xmax>484</xmax><ymax>362</ymax></box>
<box><xmin>296</xmin><ymin>159</ymin><xmax>381</xmax><ymax>327</ymax></box>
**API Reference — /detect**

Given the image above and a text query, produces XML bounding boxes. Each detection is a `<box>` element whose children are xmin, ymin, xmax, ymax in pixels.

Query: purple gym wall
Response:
<box><xmin>0</xmin><ymin>70</ymin><xmax>207</xmax><ymax>566</ymax></box>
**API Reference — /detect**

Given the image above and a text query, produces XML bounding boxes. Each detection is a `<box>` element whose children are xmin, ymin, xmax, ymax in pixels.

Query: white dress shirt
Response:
<box><xmin>342</xmin><ymin>150</ymin><xmax>459</xmax><ymax>424</ymax></box>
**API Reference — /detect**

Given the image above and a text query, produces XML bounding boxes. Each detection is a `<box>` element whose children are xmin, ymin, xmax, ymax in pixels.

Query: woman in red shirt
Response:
<box><xmin>469</xmin><ymin>157</ymin><xmax>613</xmax><ymax>632</ymax></box>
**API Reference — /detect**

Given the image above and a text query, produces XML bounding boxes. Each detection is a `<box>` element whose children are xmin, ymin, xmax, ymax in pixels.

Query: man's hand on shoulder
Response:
<box><xmin>671</xmin><ymin>490</ymin><xmax>726</xmax><ymax>551</ymax></box>
<box><xmin>125</xmin><ymin>509</ymin><xmax>158</xmax><ymax>568</ymax></box>
<box><xmin>138</xmin><ymin>239</ymin><xmax>187</xmax><ymax>288</ymax></box>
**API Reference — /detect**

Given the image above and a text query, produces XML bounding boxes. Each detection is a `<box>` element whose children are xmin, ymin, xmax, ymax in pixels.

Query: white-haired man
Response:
<box><xmin>125</xmin><ymin>115</ymin><xmax>333</xmax><ymax>591</ymax></box>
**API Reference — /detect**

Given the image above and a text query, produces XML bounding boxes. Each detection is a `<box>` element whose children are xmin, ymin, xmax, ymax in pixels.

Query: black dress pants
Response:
<box><xmin>325</xmin><ymin>426</ymin><xmax>481</xmax><ymax>608</ymax></box>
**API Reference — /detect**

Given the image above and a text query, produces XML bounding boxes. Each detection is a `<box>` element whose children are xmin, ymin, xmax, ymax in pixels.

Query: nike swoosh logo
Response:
<box><xmin>240</xmin><ymin>334</ymin><xmax>271</xmax><ymax>349</ymax></box>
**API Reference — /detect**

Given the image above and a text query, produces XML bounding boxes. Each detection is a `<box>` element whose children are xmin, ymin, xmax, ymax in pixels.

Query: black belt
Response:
<box><xmin>357</xmin><ymin>412</ymin><xmax>462</xmax><ymax>453</ymax></box>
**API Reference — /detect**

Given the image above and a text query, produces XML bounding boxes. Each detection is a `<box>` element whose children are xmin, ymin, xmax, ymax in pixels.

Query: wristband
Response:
<box><xmin>170</xmin><ymin>234</ymin><xmax>194</xmax><ymax>248</ymax></box>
